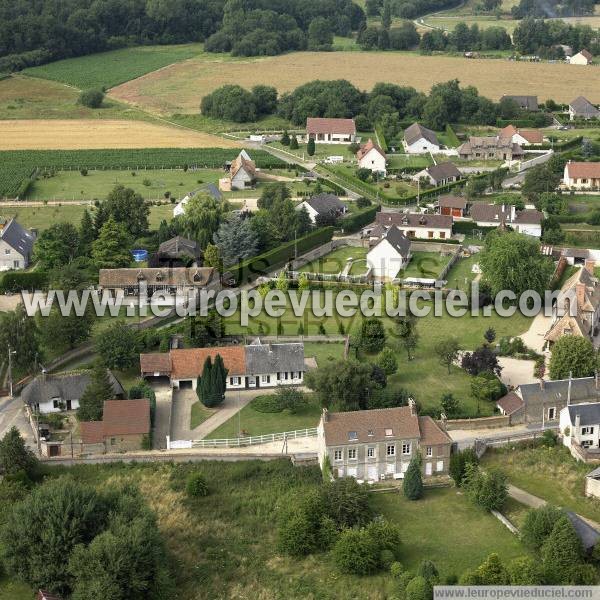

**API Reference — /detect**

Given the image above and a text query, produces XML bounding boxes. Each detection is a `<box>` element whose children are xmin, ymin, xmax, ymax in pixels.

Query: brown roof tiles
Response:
<box><xmin>170</xmin><ymin>346</ymin><xmax>246</xmax><ymax>379</ymax></box>
<box><xmin>306</xmin><ymin>117</ymin><xmax>356</xmax><ymax>135</ymax></box>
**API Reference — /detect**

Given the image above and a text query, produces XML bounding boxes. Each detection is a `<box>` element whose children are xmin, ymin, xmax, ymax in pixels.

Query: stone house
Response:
<box><xmin>317</xmin><ymin>404</ymin><xmax>452</xmax><ymax>481</ymax></box>
<box><xmin>80</xmin><ymin>399</ymin><xmax>150</xmax><ymax>453</ymax></box>
<box><xmin>0</xmin><ymin>217</ymin><xmax>36</xmax><ymax>271</ymax></box>
<box><xmin>560</xmin><ymin>402</ymin><xmax>600</xmax><ymax>461</ymax></box>
<box><xmin>457</xmin><ymin>136</ymin><xmax>524</xmax><ymax>161</ymax></box>
<box><xmin>499</xmin><ymin>124</ymin><xmax>544</xmax><ymax>146</ymax></box>
<box><xmin>544</xmin><ymin>263</ymin><xmax>600</xmax><ymax>345</ymax></box>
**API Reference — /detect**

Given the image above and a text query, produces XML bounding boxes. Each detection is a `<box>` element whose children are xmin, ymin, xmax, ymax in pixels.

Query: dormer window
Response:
<box><xmin>367</xmin><ymin>429</ymin><xmax>374</xmax><ymax>437</ymax></box>
<box><xmin>385</xmin><ymin>428</ymin><xmax>393</xmax><ymax>436</ymax></box>
<box><xmin>348</xmin><ymin>431</ymin><xmax>358</xmax><ymax>441</ymax></box>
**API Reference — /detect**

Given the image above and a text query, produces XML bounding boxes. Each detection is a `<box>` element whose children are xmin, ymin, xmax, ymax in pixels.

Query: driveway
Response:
<box><xmin>520</xmin><ymin>312</ymin><xmax>552</xmax><ymax>354</ymax></box>
<box><xmin>151</xmin><ymin>381</ymin><xmax>172</xmax><ymax>450</ymax></box>
<box><xmin>0</xmin><ymin>395</ymin><xmax>36</xmax><ymax>453</ymax></box>
<box><xmin>498</xmin><ymin>357</ymin><xmax>537</xmax><ymax>388</ymax></box>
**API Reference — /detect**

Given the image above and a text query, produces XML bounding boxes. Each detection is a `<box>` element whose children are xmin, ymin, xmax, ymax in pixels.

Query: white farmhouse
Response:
<box><xmin>229</xmin><ymin>152</ymin><xmax>256</xmax><ymax>190</ymax></box>
<box><xmin>356</xmin><ymin>139</ymin><xmax>387</xmax><ymax>175</ymax></box>
<box><xmin>306</xmin><ymin>117</ymin><xmax>356</xmax><ymax>144</ymax></box>
<box><xmin>560</xmin><ymin>402</ymin><xmax>600</xmax><ymax>462</ymax></box>
<box><xmin>570</xmin><ymin>49</ymin><xmax>593</xmax><ymax>65</ymax></box>
<box><xmin>367</xmin><ymin>225</ymin><xmax>411</xmax><ymax>280</ymax></box>
<box><xmin>0</xmin><ymin>218</ymin><xmax>35</xmax><ymax>271</ymax></box>
<box><xmin>403</xmin><ymin>123</ymin><xmax>440</xmax><ymax>154</ymax></box>
<box><xmin>564</xmin><ymin>161</ymin><xmax>600</xmax><ymax>190</ymax></box>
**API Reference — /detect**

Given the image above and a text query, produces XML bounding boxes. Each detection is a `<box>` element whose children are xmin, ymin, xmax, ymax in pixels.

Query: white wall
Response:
<box><xmin>513</xmin><ymin>223</ymin><xmax>542</xmax><ymax>238</ymax></box>
<box><xmin>296</xmin><ymin>201</ymin><xmax>319</xmax><ymax>224</ymax></box>
<box><xmin>359</xmin><ymin>149</ymin><xmax>386</xmax><ymax>174</ymax></box>
<box><xmin>395</xmin><ymin>225</ymin><xmax>451</xmax><ymax>240</ymax></box>
<box><xmin>38</xmin><ymin>398</ymin><xmax>80</xmax><ymax>414</ymax></box>
<box><xmin>0</xmin><ymin>239</ymin><xmax>26</xmax><ymax>271</ymax></box>
<box><xmin>367</xmin><ymin>239</ymin><xmax>408</xmax><ymax>279</ymax></box>
<box><xmin>404</xmin><ymin>138</ymin><xmax>440</xmax><ymax>154</ymax></box>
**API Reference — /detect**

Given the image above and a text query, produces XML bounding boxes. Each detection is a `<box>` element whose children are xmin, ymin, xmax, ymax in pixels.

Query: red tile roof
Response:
<box><xmin>102</xmin><ymin>399</ymin><xmax>150</xmax><ymax>437</ymax></box>
<box><xmin>496</xmin><ymin>392</ymin><xmax>524</xmax><ymax>415</ymax></box>
<box><xmin>80</xmin><ymin>421</ymin><xmax>104</xmax><ymax>444</ymax></box>
<box><xmin>419</xmin><ymin>416</ymin><xmax>452</xmax><ymax>445</ymax></box>
<box><xmin>566</xmin><ymin>162</ymin><xmax>600</xmax><ymax>179</ymax></box>
<box><xmin>357</xmin><ymin>138</ymin><xmax>386</xmax><ymax>160</ymax></box>
<box><xmin>170</xmin><ymin>346</ymin><xmax>246</xmax><ymax>379</ymax></box>
<box><xmin>306</xmin><ymin>117</ymin><xmax>356</xmax><ymax>135</ymax></box>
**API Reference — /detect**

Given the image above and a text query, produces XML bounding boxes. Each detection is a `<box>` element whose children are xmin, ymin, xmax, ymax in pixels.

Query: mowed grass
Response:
<box><xmin>0</xmin><ymin>203</ymin><xmax>173</xmax><ymax>231</ymax></box>
<box><xmin>299</xmin><ymin>246</ymin><xmax>368</xmax><ymax>274</ymax></box>
<box><xmin>482</xmin><ymin>445</ymin><xmax>600</xmax><ymax>523</ymax></box>
<box><xmin>206</xmin><ymin>395</ymin><xmax>322</xmax><ymax>439</ymax></box>
<box><xmin>0</xmin><ymin>119</ymin><xmax>240</xmax><ymax>150</ymax></box>
<box><xmin>190</xmin><ymin>401</ymin><xmax>215</xmax><ymax>429</ymax></box>
<box><xmin>372</xmin><ymin>487</ymin><xmax>527</xmax><ymax>575</ymax></box>
<box><xmin>109</xmin><ymin>50</ymin><xmax>600</xmax><ymax>116</ymax></box>
<box><xmin>25</xmin><ymin>168</ymin><xmax>224</xmax><ymax>201</ymax></box>
<box><xmin>223</xmin><ymin>290</ymin><xmax>531</xmax><ymax>416</ymax></box>
<box><xmin>24</xmin><ymin>44</ymin><xmax>204</xmax><ymax>90</ymax></box>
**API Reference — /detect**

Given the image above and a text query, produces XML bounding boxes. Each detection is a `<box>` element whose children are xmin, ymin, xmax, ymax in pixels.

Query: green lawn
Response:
<box><xmin>190</xmin><ymin>401</ymin><xmax>215</xmax><ymax>429</ymax></box>
<box><xmin>374</xmin><ymin>487</ymin><xmax>527</xmax><ymax>576</ymax></box>
<box><xmin>444</xmin><ymin>255</ymin><xmax>480</xmax><ymax>291</ymax></box>
<box><xmin>303</xmin><ymin>342</ymin><xmax>346</xmax><ymax>366</ymax></box>
<box><xmin>206</xmin><ymin>395</ymin><xmax>322</xmax><ymax>439</ymax></box>
<box><xmin>0</xmin><ymin>577</ymin><xmax>32</xmax><ymax>600</ymax></box>
<box><xmin>482</xmin><ymin>445</ymin><xmax>600</xmax><ymax>524</ymax></box>
<box><xmin>299</xmin><ymin>246</ymin><xmax>367</xmax><ymax>275</ymax></box>
<box><xmin>24</xmin><ymin>44</ymin><xmax>204</xmax><ymax>90</ymax></box>
<box><xmin>400</xmin><ymin>251</ymin><xmax>452</xmax><ymax>280</ymax></box>
<box><xmin>269</xmin><ymin>141</ymin><xmax>359</xmax><ymax>161</ymax></box>
<box><xmin>387</xmin><ymin>154</ymin><xmax>432</xmax><ymax>169</ymax></box>
<box><xmin>25</xmin><ymin>168</ymin><xmax>223</xmax><ymax>202</ymax></box>
<box><xmin>223</xmin><ymin>291</ymin><xmax>531</xmax><ymax>416</ymax></box>
<box><xmin>0</xmin><ymin>203</ymin><xmax>174</xmax><ymax>231</ymax></box>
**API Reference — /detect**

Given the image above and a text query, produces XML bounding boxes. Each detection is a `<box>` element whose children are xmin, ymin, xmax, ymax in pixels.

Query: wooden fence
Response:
<box><xmin>185</xmin><ymin>427</ymin><xmax>319</xmax><ymax>449</ymax></box>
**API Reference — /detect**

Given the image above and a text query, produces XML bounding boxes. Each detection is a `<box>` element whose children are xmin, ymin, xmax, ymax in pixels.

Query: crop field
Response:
<box><xmin>23</xmin><ymin>44</ymin><xmax>204</xmax><ymax>90</ymax></box>
<box><xmin>421</xmin><ymin>15</ymin><xmax>521</xmax><ymax>32</ymax></box>
<box><xmin>109</xmin><ymin>51</ymin><xmax>600</xmax><ymax>115</ymax></box>
<box><xmin>0</xmin><ymin>119</ymin><xmax>240</xmax><ymax>150</ymax></box>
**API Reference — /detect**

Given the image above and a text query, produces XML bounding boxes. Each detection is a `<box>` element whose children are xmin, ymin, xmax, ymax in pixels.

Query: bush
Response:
<box><xmin>332</xmin><ymin>528</ymin><xmax>380</xmax><ymax>575</ymax></box>
<box><xmin>339</xmin><ymin>204</ymin><xmax>381</xmax><ymax>233</ymax></box>
<box><xmin>252</xmin><ymin>394</ymin><xmax>284</xmax><ymax>413</ymax></box>
<box><xmin>78</xmin><ymin>88</ymin><xmax>104</xmax><ymax>108</ymax></box>
<box><xmin>186</xmin><ymin>472</ymin><xmax>209</xmax><ymax>497</ymax></box>
<box><xmin>521</xmin><ymin>505</ymin><xmax>565</xmax><ymax>549</ymax></box>
<box><xmin>405</xmin><ymin>576</ymin><xmax>433</xmax><ymax>600</ymax></box>
<box><xmin>449</xmin><ymin>448</ymin><xmax>479</xmax><ymax>487</ymax></box>
<box><xmin>377</xmin><ymin>347</ymin><xmax>398</xmax><ymax>375</ymax></box>
<box><xmin>463</xmin><ymin>465</ymin><xmax>507</xmax><ymax>511</ymax></box>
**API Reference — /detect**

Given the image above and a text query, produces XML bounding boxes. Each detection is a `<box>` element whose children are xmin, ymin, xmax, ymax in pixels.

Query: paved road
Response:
<box><xmin>0</xmin><ymin>395</ymin><xmax>36</xmax><ymax>453</ymax></box>
<box><xmin>152</xmin><ymin>382</ymin><xmax>172</xmax><ymax>450</ymax></box>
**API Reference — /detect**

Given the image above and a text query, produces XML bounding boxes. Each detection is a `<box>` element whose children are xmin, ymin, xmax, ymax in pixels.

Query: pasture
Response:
<box><xmin>0</xmin><ymin>119</ymin><xmax>240</xmax><ymax>150</ymax></box>
<box><xmin>109</xmin><ymin>51</ymin><xmax>600</xmax><ymax>115</ymax></box>
<box><xmin>23</xmin><ymin>44</ymin><xmax>204</xmax><ymax>90</ymax></box>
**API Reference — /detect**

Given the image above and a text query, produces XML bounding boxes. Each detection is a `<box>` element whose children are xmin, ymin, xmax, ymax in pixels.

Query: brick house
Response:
<box><xmin>317</xmin><ymin>404</ymin><xmax>452</xmax><ymax>481</ymax></box>
<box><xmin>80</xmin><ymin>399</ymin><xmax>150</xmax><ymax>453</ymax></box>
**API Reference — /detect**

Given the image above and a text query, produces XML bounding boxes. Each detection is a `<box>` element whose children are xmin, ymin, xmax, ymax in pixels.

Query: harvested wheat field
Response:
<box><xmin>109</xmin><ymin>51</ymin><xmax>600</xmax><ymax>115</ymax></box>
<box><xmin>0</xmin><ymin>119</ymin><xmax>240</xmax><ymax>149</ymax></box>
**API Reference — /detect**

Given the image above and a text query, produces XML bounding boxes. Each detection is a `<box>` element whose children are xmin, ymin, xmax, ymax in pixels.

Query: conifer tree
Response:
<box><xmin>77</xmin><ymin>361</ymin><xmax>115</xmax><ymax>421</ymax></box>
<box><xmin>403</xmin><ymin>456</ymin><xmax>423</xmax><ymax>500</ymax></box>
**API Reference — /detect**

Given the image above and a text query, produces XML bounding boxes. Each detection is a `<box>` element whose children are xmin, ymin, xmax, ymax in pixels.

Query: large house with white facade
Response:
<box><xmin>570</xmin><ymin>49</ymin><xmax>593</xmax><ymax>65</ymax></box>
<box><xmin>403</xmin><ymin>123</ymin><xmax>440</xmax><ymax>154</ymax></box>
<box><xmin>21</xmin><ymin>370</ymin><xmax>125</xmax><ymax>414</ymax></box>
<box><xmin>564</xmin><ymin>161</ymin><xmax>600</xmax><ymax>190</ymax></box>
<box><xmin>499</xmin><ymin>124</ymin><xmax>544</xmax><ymax>146</ymax></box>
<box><xmin>375</xmin><ymin>211</ymin><xmax>453</xmax><ymax>240</ymax></box>
<box><xmin>140</xmin><ymin>341</ymin><xmax>306</xmax><ymax>390</ymax></box>
<box><xmin>0</xmin><ymin>218</ymin><xmax>36</xmax><ymax>271</ymax></box>
<box><xmin>306</xmin><ymin>117</ymin><xmax>356</xmax><ymax>144</ymax></box>
<box><xmin>317</xmin><ymin>404</ymin><xmax>452</xmax><ymax>481</ymax></box>
<box><xmin>560</xmin><ymin>402</ymin><xmax>600</xmax><ymax>462</ymax></box>
<box><xmin>469</xmin><ymin>203</ymin><xmax>543</xmax><ymax>237</ymax></box>
<box><xmin>366</xmin><ymin>225</ymin><xmax>411</xmax><ymax>280</ymax></box>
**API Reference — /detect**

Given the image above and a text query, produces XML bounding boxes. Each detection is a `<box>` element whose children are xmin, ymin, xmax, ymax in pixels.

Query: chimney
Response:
<box><xmin>585</xmin><ymin>259</ymin><xmax>595</xmax><ymax>276</ymax></box>
<box><xmin>540</xmin><ymin>378</ymin><xmax>545</xmax><ymax>390</ymax></box>
<box><xmin>575</xmin><ymin>413</ymin><xmax>581</xmax><ymax>431</ymax></box>
<box><xmin>576</xmin><ymin>282</ymin><xmax>586</xmax><ymax>307</ymax></box>
<box><xmin>567</xmin><ymin>371</ymin><xmax>573</xmax><ymax>406</ymax></box>
<box><xmin>408</xmin><ymin>397</ymin><xmax>416</xmax><ymax>415</ymax></box>
<box><xmin>322</xmin><ymin>408</ymin><xmax>329</xmax><ymax>422</ymax></box>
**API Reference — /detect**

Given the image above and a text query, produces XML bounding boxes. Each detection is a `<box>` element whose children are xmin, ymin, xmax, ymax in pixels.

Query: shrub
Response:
<box><xmin>403</xmin><ymin>457</ymin><xmax>423</xmax><ymax>500</ymax></box>
<box><xmin>463</xmin><ymin>465</ymin><xmax>507</xmax><ymax>511</ymax></box>
<box><xmin>377</xmin><ymin>347</ymin><xmax>398</xmax><ymax>375</ymax></box>
<box><xmin>449</xmin><ymin>448</ymin><xmax>479</xmax><ymax>487</ymax></box>
<box><xmin>252</xmin><ymin>394</ymin><xmax>284</xmax><ymax>413</ymax></box>
<box><xmin>390</xmin><ymin>561</ymin><xmax>404</xmax><ymax>578</ymax></box>
<box><xmin>186</xmin><ymin>472</ymin><xmax>209</xmax><ymax>497</ymax></box>
<box><xmin>332</xmin><ymin>528</ymin><xmax>380</xmax><ymax>575</ymax></box>
<box><xmin>541</xmin><ymin>516</ymin><xmax>584</xmax><ymax>584</ymax></box>
<box><xmin>78</xmin><ymin>88</ymin><xmax>104</xmax><ymax>108</ymax></box>
<box><xmin>404</xmin><ymin>575</ymin><xmax>432</xmax><ymax>600</ymax></box>
<box><xmin>521</xmin><ymin>505</ymin><xmax>565</xmax><ymax>549</ymax></box>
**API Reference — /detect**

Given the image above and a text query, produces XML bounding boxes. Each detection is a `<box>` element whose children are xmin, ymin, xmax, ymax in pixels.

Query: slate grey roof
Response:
<box><xmin>158</xmin><ymin>236</ymin><xmax>202</xmax><ymax>261</ymax></box>
<box><xmin>519</xmin><ymin>377</ymin><xmax>600</xmax><ymax>407</ymax></box>
<box><xmin>500</xmin><ymin>95</ymin><xmax>539</xmax><ymax>111</ymax></box>
<box><xmin>513</xmin><ymin>209</ymin><xmax>543</xmax><ymax>225</ymax></box>
<box><xmin>569</xmin><ymin>96</ymin><xmax>600</xmax><ymax>118</ymax></box>
<box><xmin>566</xmin><ymin>511</ymin><xmax>600</xmax><ymax>551</ymax></box>
<box><xmin>587</xmin><ymin>466</ymin><xmax>600</xmax><ymax>479</ymax></box>
<box><xmin>0</xmin><ymin>218</ymin><xmax>35</xmax><ymax>259</ymax></box>
<box><xmin>566</xmin><ymin>402</ymin><xmax>600</xmax><ymax>426</ymax></box>
<box><xmin>244</xmin><ymin>342</ymin><xmax>305</xmax><ymax>375</ymax></box>
<box><xmin>380</xmin><ymin>225</ymin><xmax>411</xmax><ymax>257</ymax></box>
<box><xmin>306</xmin><ymin>193</ymin><xmax>346</xmax><ymax>216</ymax></box>
<box><xmin>404</xmin><ymin>123</ymin><xmax>439</xmax><ymax>147</ymax></box>
<box><xmin>21</xmin><ymin>370</ymin><xmax>124</xmax><ymax>406</ymax></box>
<box><xmin>202</xmin><ymin>183</ymin><xmax>223</xmax><ymax>201</ymax></box>
<box><xmin>425</xmin><ymin>162</ymin><xmax>461</xmax><ymax>183</ymax></box>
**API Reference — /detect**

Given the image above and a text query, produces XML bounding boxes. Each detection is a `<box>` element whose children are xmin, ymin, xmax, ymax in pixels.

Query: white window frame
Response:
<box><xmin>402</xmin><ymin>443</ymin><xmax>411</xmax><ymax>455</ymax></box>
<box><xmin>367</xmin><ymin>447</ymin><xmax>375</xmax><ymax>458</ymax></box>
<box><xmin>426</xmin><ymin>446</ymin><xmax>432</xmax><ymax>457</ymax></box>
<box><xmin>348</xmin><ymin>448</ymin><xmax>357</xmax><ymax>460</ymax></box>
<box><xmin>436</xmin><ymin>460</ymin><xmax>444</xmax><ymax>472</ymax></box>
<box><xmin>261</xmin><ymin>374</ymin><xmax>270</xmax><ymax>384</ymax></box>
<box><xmin>547</xmin><ymin>407</ymin><xmax>556</xmax><ymax>420</ymax></box>
<box><xmin>334</xmin><ymin>449</ymin><xmax>342</xmax><ymax>461</ymax></box>
<box><xmin>386</xmin><ymin>444</ymin><xmax>395</xmax><ymax>456</ymax></box>
<box><xmin>582</xmin><ymin>426</ymin><xmax>595</xmax><ymax>435</ymax></box>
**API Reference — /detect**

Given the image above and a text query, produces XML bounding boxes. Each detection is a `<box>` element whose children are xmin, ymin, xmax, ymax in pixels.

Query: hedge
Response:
<box><xmin>339</xmin><ymin>204</ymin><xmax>381</xmax><ymax>233</ymax></box>
<box><xmin>0</xmin><ymin>271</ymin><xmax>48</xmax><ymax>293</ymax></box>
<box><xmin>375</xmin><ymin>124</ymin><xmax>388</xmax><ymax>152</ymax></box>
<box><xmin>538</xmin><ymin>136</ymin><xmax>583</xmax><ymax>151</ymax></box>
<box><xmin>317</xmin><ymin>176</ymin><xmax>346</xmax><ymax>196</ymax></box>
<box><xmin>445</xmin><ymin>124</ymin><xmax>460</xmax><ymax>146</ymax></box>
<box><xmin>452</xmin><ymin>221</ymin><xmax>497</xmax><ymax>235</ymax></box>
<box><xmin>229</xmin><ymin>227</ymin><xmax>335</xmax><ymax>283</ymax></box>
<box><xmin>496</xmin><ymin>118</ymin><xmax>536</xmax><ymax>128</ymax></box>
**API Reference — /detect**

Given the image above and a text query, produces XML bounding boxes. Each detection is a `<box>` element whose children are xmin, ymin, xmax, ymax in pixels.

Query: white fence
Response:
<box><xmin>184</xmin><ymin>427</ymin><xmax>319</xmax><ymax>449</ymax></box>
